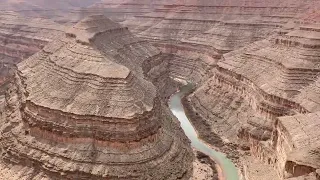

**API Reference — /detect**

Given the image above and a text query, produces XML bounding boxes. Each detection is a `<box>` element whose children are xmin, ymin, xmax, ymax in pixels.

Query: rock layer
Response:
<box><xmin>90</xmin><ymin>1</ymin><xmax>320</xmax><ymax>179</ymax></box>
<box><xmin>0</xmin><ymin>15</ymin><xmax>193</xmax><ymax>179</ymax></box>
<box><xmin>190</xmin><ymin>13</ymin><xmax>320</xmax><ymax>180</ymax></box>
<box><xmin>0</xmin><ymin>11</ymin><xmax>64</xmax><ymax>92</ymax></box>
<box><xmin>113</xmin><ymin>0</ymin><xmax>320</xmax><ymax>84</ymax></box>
<box><xmin>63</xmin><ymin>1</ymin><xmax>320</xmax><ymax>179</ymax></box>
<box><xmin>0</xmin><ymin>1</ymin><xmax>320</xmax><ymax>179</ymax></box>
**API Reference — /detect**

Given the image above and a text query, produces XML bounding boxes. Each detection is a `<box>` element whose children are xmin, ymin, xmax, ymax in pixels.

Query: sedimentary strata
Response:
<box><xmin>90</xmin><ymin>0</ymin><xmax>320</xmax><ymax>179</ymax></box>
<box><xmin>190</xmin><ymin>17</ymin><xmax>320</xmax><ymax>180</ymax></box>
<box><xmin>0</xmin><ymin>11</ymin><xmax>64</xmax><ymax>89</ymax></box>
<box><xmin>273</xmin><ymin>112</ymin><xmax>320</xmax><ymax>178</ymax></box>
<box><xmin>0</xmin><ymin>0</ymin><xmax>319</xmax><ymax>179</ymax></box>
<box><xmin>84</xmin><ymin>1</ymin><xmax>320</xmax><ymax>179</ymax></box>
<box><xmin>0</xmin><ymin>15</ymin><xmax>193</xmax><ymax>179</ymax></box>
<box><xmin>111</xmin><ymin>0</ymin><xmax>320</xmax><ymax>86</ymax></box>
<box><xmin>192</xmin><ymin>151</ymin><xmax>219</xmax><ymax>180</ymax></box>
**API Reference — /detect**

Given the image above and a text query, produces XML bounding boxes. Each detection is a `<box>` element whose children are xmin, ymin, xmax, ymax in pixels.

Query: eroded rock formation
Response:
<box><xmin>0</xmin><ymin>15</ymin><xmax>193</xmax><ymax>179</ymax></box>
<box><xmin>0</xmin><ymin>11</ymin><xmax>64</xmax><ymax>92</ymax></box>
<box><xmin>0</xmin><ymin>0</ymin><xmax>320</xmax><ymax>179</ymax></box>
<box><xmin>90</xmin><ymin>1</ymin><xmax>320</xmax><ymax>179</ymax></box>
<box><xmin>188</xmin><ymin>9</ymin><xmax>320</xmax><ymax>180</ymax></box>
<box><xmin>117</xmin><ymin>0</ymin><xmax>320</xmax><ymax>84</ymax></box>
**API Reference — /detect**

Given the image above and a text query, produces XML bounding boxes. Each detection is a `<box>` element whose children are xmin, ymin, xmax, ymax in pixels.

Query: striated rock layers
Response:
<box><xmin>116</xmin><ymin>0</ymin><xmax>319</xmax><ymax>83</ymax></box>
<box><xmin>190</xmin><ymin>15</ymin><xmax>320</xmax><ymax>179</ymax></box>
<box><xmin>0</xmin><ymin>11</ymin><xmax>64</xmax><ymax>92</ymax></box>
<box><xmin>76</xmin><ymin>0</ymin><xmax>318</xmax><ymax>87</ymax></box>
<box><xmin>84</xmin><ymin>1</ymin><xmax>320</xmax><ymax>179</ymax></box>
<box><xmin>0</xmin><ymin>0</ymin><xmax>319</xmax><ymax>179</ymax></box>
<box><xmin>0</xmin><ymin>15</ymin><xmax>193</xmax><ymax>179</ymax></box>
<box><xmin>83</xmin><ymin>1</ymin><xmax>320</xmax><ymax>179</ymax></box>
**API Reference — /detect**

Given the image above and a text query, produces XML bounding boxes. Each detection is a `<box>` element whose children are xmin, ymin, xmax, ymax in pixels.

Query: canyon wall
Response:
<box><xmin>0</xmin><ymin>11</ymin><xmax>64</xmax><ymax>92</ymax></box>
<box><xmin>0</xmin><ymin>15</ymin><xmax>193</xmax><ymax>179</ymax></box>
<box><xmin>188</xmin><ymin>8</ymin><xmax>320</xmax><ymax>180</ymax></box>
<box><xmin>88</xmin><ymin>1</ymin><xmax>320</xmax><ymax>179</ymax></box>
<box><xmin>0</xmin><ymin>0</ymin><xmax>319</xmax><ymax>179</ymax></box>
<box><xmin>106</xmin><ymin>0</ymin><xmax>319</xmax><ymax>86</ymax></box>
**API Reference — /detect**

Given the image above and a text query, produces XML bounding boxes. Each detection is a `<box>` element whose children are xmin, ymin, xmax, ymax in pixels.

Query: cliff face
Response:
<box><xmin>0</xmin><ymin>15</ymin><xmax>193</xmax><ymax>179</ymax></box>
<box><xmin>101</xmin><ymin>0</ymin><xmax>319</xmax><ymax>84</ymax></box>
<box><xmin>188</xmin><ymin>6</ymin><xmax>320</xmax><ymax>180</ymax></box>
<box><xmin>1</xmin><ymin>0</ymin><xmax>313</xmax><ymax>86</ymax></box>
<box><xmin>0</xmin><ymin>1</ymin><xmax>319</xmax><ymax>179</ymax></box>
<box><xmin>83</xmin><ymin>1</ymin><xmax>320</xmax><ymax>179</ymax></box>
<box><xmin>0</xmin><ymin>11</ymin><xmax>64</xmax><ymax>93</ymax></box>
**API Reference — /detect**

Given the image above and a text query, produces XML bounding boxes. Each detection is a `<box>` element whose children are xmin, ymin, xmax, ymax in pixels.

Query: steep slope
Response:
<box><xmin>0</xmin><ymin>11</ymin><xmax>64</xmax><ymax>92</ymax></box>
<box><xmin>0</xmin><ymin>15</ymin><xmax>193</xmax><ymax>179</ymax></box>
<box><xmin>190</xmin><ymin>13</ymin><xmax>320</xmax><ymax>180</ymax></box>
<box><xmin>0</xmin><ymin>0</ymin><xmax>319</xmax><ymax>179</ymax></box>
<box><xmin>71</xmin><ymin>1</ymin><xmax>320</xmax><ymax>179</ymax></box>
<box><xmin>111</xmin><ymin>0</ymin><xmax>318</xmax><ymax>84</ymax></box>
<box><xmin>85</xmin><ymin>1</ymin><xmax>320</xmax><ymax>179</ymax></box>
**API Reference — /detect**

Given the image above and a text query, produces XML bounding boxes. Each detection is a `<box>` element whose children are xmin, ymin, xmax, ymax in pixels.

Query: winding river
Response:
<box><xmin>169</xmin><ymin>83</ymin><xmax>239</xmax><ymax>180</ymax></box>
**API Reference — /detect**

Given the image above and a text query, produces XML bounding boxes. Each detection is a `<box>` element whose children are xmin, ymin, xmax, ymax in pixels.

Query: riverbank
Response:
<box><xmin>180</xmin><ymin>90</ymin><xmax>241</xmax><ymax>166</ymax></box>
<box><xmin>169</xmin><ymin>83</ymin><xmax>239</xmax><ymax>180</ymax></box>
<box><xmin>216</xmin><ymin>164</ymin><xmax>225</xmax><ymax>180</ymax></box>
<box><xmin>192</xmin><ymin>150</ymin><xmax>220</xmax><ymax>180</ymax></box>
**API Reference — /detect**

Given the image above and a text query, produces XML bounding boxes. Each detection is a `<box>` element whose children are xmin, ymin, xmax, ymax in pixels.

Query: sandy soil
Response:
<box><xmin>216</xmin><ymin>164</ymin><xmax>225</xmax><ymax>180</ymax></box>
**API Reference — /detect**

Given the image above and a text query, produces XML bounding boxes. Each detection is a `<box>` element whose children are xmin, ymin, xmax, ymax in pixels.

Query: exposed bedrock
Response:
<box><xmin>0</xmin><ymin>1</ymin><xmax>320</xmax><ymax>179</ymax></box>
<box><xmin>113</xmin><ymin>0</ymin><xmax>320</xmax><ymax>87</ymax></box>
<box><xmin>190</xmin><ymin>21</ymin><xmax>320</xmax><ymax>179</ymax></box>
<box><xmin>0</xmin><ymin>11</ymin><xmax>64</xmax><ymax>90</ymax></box>
<box><xmin>90</xmin><ymin>1</ymin><xmax>320</xmax><ymax>179</ymax></box>
<box><xmin>154</xmin><ymin>42</ymin><xmax>217</xmax><ymax>84</ymax></box>
<box><xmin>87</xmin><ymin>1</ymin><xmax>320</xmax><ymax>179</ymax></box>
<box><xmin>0</xmin><ymin>15</ymin><xmax>193</xmax><ymax>179</ymax></box>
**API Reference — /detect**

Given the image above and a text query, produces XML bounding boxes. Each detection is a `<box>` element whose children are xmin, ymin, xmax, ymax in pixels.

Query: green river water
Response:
<box><xmin>168</xmin><ymin>83</ymin><xmax>239</xmax><ymax>180</ymax></box>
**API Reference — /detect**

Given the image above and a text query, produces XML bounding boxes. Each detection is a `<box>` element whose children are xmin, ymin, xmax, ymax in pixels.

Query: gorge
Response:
<box><xmin>0</xmin><ymin>0</ymin><xmax>319</xmax><ymax>180</ymax></box>
<box><xmin>169</xmin><ymin>82</ymin><xmax>238</xmax><ymax>180</ymax></box>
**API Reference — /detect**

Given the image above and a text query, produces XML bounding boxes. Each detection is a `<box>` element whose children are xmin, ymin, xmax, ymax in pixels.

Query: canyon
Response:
<box><xmin>0</xmin><ymin>0</ymin><xmax>319</xmax><ymax>179</ymax></box>
<box><xmin>0</xmin><ymin>15</ymin><xmax>193</xmax><ymax>179</ymax></box>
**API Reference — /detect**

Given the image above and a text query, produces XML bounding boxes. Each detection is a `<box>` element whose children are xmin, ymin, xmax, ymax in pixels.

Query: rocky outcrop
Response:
<box><xmin>0</xmin><ymin>1</ymin><xmax>320</xmax><ymax>179</ymax></box>
<box><xmin>80</xmin><ymin>1</ymin><xmax>320</xmax><ymax>179</ymax></box>
<box><xmin>86</xmin><ymin>1</ymin><xmax>320</xmax><ymax>179</ymax></box>
<box><xmin>155</xmin><ymin>42</ymin><xmax>216</xmax><ymax>83</ymax></box>
<box><xmin>190</xmin><ymin>17</ymin><xmax>320</xmax><ymax>180</ymax></box>
<box><xmin>272</xmin><ymin>112</ymin><xmax>320</xmax><ymax>178</ymax></box>
<box><xmin>112</xmin><ymin>0</ymin><xmax>319</xmax><ymax>84</ymax></box>
<box><xmin>0</xmin><ymin>11</ymin><xmax>64</xmax><ymax>91</ymax></box>
<box><xmin>0</xmin><ymin>15</ymin><xmax>193</xmax><ymax>179</ymax></box>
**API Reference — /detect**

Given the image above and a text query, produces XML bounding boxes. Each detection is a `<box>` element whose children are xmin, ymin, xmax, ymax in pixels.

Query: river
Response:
<box><xmin>168</xmin><ymin>83</ymin><xmax>239</xmax><ymax>180</ymax></box>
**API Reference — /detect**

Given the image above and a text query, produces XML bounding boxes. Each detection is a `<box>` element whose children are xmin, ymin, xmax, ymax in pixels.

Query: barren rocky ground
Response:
<box><xmin>0</xmin><ymin>0</ymin><xmax>319</xmax><ymax>180</ymax></box>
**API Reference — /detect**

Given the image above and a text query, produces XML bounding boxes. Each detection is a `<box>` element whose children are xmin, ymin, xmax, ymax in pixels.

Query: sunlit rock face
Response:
<box><xmin>87</xmin><ymin>1</ymin><xmax>320</xmax><ymax>180</ymax></box>
<box><xmin>0</xmin><ymin>0</ymin><xmax>319</xmax><ymax>179</ymax></box>
<box><xmin>0</xmin><ymin>15</ymin><xmax>193</xmax><ymax>180</ymax></box>
<box><xmin>187</xmin><ymin>3</ymin><xmax>320</xmax><ymax>180</ymax></box>
<box><xmin>0</xmin><ymin>11</ymin><xmax>64</xmax><ymax>92</ymax></box>
<box><xmin>85</xmin><ymin>1</ymin><xmax>320</xmax><ymax>179</ymax></box>
<box><xmin>89</xmin><ymin>0</ymin><xmax>319</xmax><ymax>85</ymax></box>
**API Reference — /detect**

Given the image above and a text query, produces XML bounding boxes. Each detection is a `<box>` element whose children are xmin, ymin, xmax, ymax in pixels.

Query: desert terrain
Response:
<box><xmin>0</xmin><ymin>0</ymin><xmax>319</xmax><ymax>179</ymax></box>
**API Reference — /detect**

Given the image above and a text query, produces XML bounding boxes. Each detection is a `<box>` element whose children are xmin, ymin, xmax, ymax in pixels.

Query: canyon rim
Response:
<box><xmin>0</xmin><ymin>0</ymin><xmax>319</xmax><ymax>180</ymax></box>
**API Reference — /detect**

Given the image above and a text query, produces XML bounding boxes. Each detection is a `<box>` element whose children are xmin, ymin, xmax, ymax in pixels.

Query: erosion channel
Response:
<box><xmin>169</xmin><ymin>82</ymin><xmax>239</xmax><ymax>180</ymax></box>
